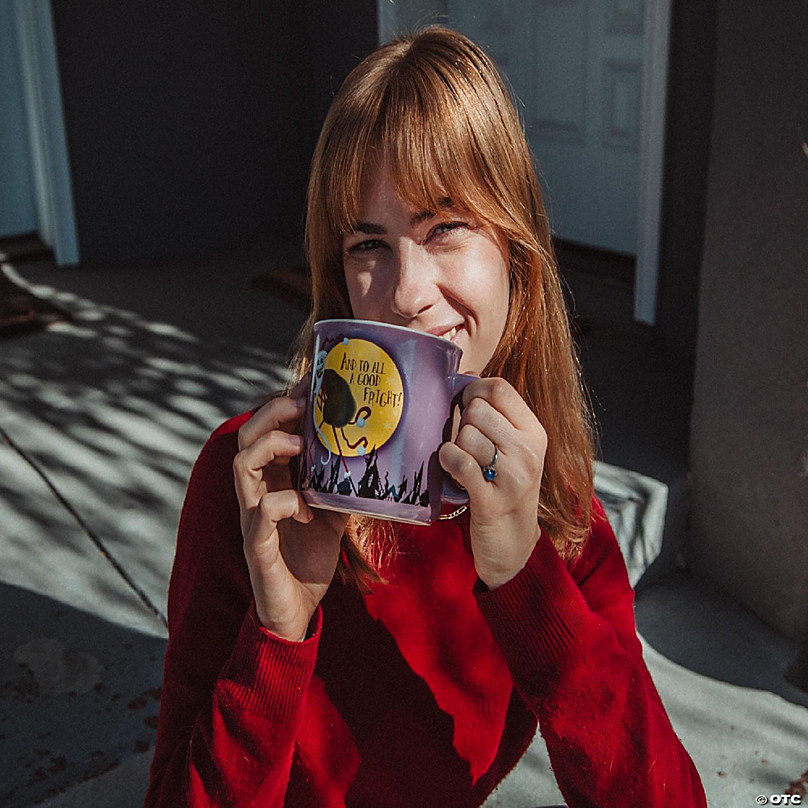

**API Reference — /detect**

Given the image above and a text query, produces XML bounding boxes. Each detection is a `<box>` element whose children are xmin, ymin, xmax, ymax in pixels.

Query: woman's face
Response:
<box><xmin>341</xmin><ymin>164</ymin><xmax>511</xmax><ymax>374</ymax></box>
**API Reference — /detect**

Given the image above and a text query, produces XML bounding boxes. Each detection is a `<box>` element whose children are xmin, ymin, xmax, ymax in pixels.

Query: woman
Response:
<box><xmin>147</xmin><ymin>26</ymin><xmax>706</xmax><ymax>807</ymax></box>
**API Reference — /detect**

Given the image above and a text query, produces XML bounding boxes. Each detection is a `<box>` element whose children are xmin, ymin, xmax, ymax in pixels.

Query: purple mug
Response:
<box><xmin>298</xmin><ymin>319</ymin><xmax>475</xmax><ymax>524</ymax></box>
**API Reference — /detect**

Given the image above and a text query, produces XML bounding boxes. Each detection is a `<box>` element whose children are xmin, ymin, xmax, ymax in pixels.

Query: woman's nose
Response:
<box><xmin>389</xmin><ymin>242</ymin><xmax>436</xmax><ymax>321</ymax></box>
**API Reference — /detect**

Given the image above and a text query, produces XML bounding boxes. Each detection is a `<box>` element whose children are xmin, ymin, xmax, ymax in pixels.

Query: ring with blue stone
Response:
<box><xmin>482</xmin><ymin>446</ymin><xmax>498</xmax><ymax>482</ymax></box>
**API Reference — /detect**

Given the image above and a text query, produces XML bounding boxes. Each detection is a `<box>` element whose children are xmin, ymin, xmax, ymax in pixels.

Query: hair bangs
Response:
<box><xmin>315</xmin><ymin>32</ymin><xmax>526</xmax><ymax>246</ymax></box>
<box><xmin>376</xmin><ymin>64</ymin><xmax>510</xmax><ymax>232</ymax></box>
<box><xmin>320</xmin><ymin>117</ymin><xmax>376</xmax><ymax>245</ymax></box>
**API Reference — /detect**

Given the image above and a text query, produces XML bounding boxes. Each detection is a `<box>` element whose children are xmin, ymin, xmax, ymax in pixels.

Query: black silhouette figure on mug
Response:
<box><xmin>313</xmin><ymin>364</ymin><xmax>372</xmax><ymax>495</ymax></box>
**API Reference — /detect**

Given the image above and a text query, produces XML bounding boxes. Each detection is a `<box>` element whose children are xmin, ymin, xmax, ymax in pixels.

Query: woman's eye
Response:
<box><xmin>347</xmin><ymin>239</ymin><xmax>384</xmax><ymax>253</ymax></box>
<box><xmin>431</xmin><ymin>221</ymin><xmax>467</xmax><ymax>239</ymax></box>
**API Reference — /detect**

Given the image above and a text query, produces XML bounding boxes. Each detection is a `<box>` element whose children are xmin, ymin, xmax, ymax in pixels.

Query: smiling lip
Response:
<box><xmin>427</xmin><ymin>324</ymin><xmax>464</xmax><ymax>342</ymax></box>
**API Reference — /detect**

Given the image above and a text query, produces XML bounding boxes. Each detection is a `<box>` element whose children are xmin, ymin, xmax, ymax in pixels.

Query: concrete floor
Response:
<box><xmin>0</xmin><ymin>243</ymin><xmax>806</xmax><ymax>807</ymax></box>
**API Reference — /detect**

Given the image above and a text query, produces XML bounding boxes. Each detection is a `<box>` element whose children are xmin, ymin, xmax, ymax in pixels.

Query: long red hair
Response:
<box><xmin>291</xmin><ymin>26</ymin><xmax>595</xmax><ymax>588</ymax></box>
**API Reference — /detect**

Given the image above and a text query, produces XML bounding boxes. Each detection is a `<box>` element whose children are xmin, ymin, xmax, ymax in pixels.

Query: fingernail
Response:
<box><xmin>293</xmin><ymin>396</ymin><xmax>307</xmax><ymax>408</ymax></box>
<box><xmin>290</xmin><ymin>434</ymin><xmax>303</xmax><ymax>449</ymax></box>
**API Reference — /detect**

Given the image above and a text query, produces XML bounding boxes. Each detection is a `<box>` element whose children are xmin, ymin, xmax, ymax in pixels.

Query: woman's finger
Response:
<box><xmin>245</xmin><ymin>489</ymin><xmax>314</xmax><ymax>560</ymax></box>
<box><xmin>238</xmin><ymin>395</ymin><xmax>307</xmax><ymax>450</ymax></box>
<box><xmin>443</xmin><ymin>407</ymin><xmax>546</xmax><ymax>499</ymax></box>
<box><xmin>458</xmin><ymin>395</ymin><xmax>515</xmax><ymax>452</ymax></box>
<box><xmin>461</xmin><ymin>377</ymin><xmax>536</xmax><ymax>432</ymax></box>
<box><xmin>438</xmin><ymin>440</ymin><xmax>489</xmax><ymax>498</ymax></box>
<box><xmin>440</xmin><ymin>430</ymin><xmax>503</xmax><ymax>495</ymax></box>
<box><xmin>454</xmin><ymin>422</ymin><xmax>498</xmax><ymax>470</ymax></box>
<box><xmin>233</xmin><ymin>430</ymin><xmax>303</xmax><ymax>507</ymax></box>
<box><xmin>459</xmin><ymin>389</ymin><xmax>547</xmax><ymax>474</ymax></box>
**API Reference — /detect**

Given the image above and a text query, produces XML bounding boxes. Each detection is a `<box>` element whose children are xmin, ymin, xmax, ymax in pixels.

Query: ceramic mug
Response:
<box><xmin>298</xmin><ymin>319</ymin><xmax>476</xmax><ymax>524</ymax></box>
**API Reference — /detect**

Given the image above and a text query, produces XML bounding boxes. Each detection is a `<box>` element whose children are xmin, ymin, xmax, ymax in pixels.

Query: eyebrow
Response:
<box><xmin>352</xmin><ymin>198</ymin><xmax>454</xmax><ymax>235</ymax></box>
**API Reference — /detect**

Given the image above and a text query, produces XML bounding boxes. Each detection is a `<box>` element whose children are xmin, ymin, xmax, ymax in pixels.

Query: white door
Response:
<box><xmin>0</xmin><ymin>1</ymin><xmax>37</xmax><ymax>239</ymax></box>
<box><xmin>380</xmin><ymin>0</ymin><xmax>671</xmax><ymax>323</ymax></box>
<box><xmin>449</xmin><ymin>0</ymin><xmax>644</xmax><ymax>255</ymax></box>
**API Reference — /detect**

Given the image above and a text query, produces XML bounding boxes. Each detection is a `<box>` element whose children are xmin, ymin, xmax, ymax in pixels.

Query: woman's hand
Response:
<box><xmin>233</xmin><ymin>382</ymin><xmax>349</xmax><ymax>641</ymax></box>
<box><xmin>438</xmin><ymin>377</ymin><xmax>547</xmax><ymax>589</ymax></box>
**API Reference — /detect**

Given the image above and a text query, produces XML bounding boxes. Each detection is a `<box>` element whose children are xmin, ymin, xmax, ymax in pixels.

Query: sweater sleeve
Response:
<box><xmin>475</xmin><ymin>497</ymin><xmax>707</xmax><ymax>808</ymax></box>
<box><xmin>145</xmin><ymin>417</ymin><xmax>319</xmax><ymax>807</ymax></box>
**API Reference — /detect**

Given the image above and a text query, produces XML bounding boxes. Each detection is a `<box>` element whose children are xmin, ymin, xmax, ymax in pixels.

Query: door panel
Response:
<box><xmin>448</xmin><ymin>0</ymin><xmax>643</xmax><ymax>254</ymax></box>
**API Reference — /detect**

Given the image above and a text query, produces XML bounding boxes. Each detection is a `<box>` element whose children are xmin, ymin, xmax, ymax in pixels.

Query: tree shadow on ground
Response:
<box><xmin>0</xmin><ymin>270</ymin><xmax>292</xmax><ymax>619</ymax></box>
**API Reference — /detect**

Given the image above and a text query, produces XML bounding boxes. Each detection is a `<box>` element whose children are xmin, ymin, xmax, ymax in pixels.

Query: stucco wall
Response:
<box><xmin>689</xmin><ymin>1</ymin><xmax>808</xmax><ymax>639</ymax></box>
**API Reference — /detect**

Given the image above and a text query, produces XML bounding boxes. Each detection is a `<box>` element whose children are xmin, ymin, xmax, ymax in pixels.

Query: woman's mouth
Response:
<box><xmin>425</xmin><ymin>324</ymin><xmax>465</xmax><ymax>343</ymax></box>
<box><xmin>440</xmin><ymin>325</ymin><xmax>466</xmax><ymax>344</ymax></box>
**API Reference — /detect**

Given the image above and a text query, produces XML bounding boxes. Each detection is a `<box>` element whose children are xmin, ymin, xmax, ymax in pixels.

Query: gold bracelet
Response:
<box><xmin>438</xmin><ymin>504</ymin><xmax>469</xmax><ymax>521</ymax></box>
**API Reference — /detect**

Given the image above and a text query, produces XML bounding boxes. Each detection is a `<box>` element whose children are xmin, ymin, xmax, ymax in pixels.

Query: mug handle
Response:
<box><xmin>440</xmin><ymin>372</ymin><xmax>478</xmax><ymax>506</ymax></box>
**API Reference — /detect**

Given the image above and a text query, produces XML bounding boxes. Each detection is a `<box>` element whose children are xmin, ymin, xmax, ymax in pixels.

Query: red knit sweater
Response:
<box><xmin>146</xmin><ymin>413</ymin><xmax>706</xmax><ymax>807</ymax></box>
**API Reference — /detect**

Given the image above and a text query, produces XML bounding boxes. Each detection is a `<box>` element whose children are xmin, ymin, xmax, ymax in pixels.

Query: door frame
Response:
<box><xmin>634</xmin><ymin>0</ymin><xmax>671</xmax><ymax>325</ymax></box>
<box><xmin>377</xmin><ymin>0</ymin><xmax>671</xmax><ymax>326</ymax></box>
<box><xmin>12</xmin><ymin>0</ymin><xmax>80</xmax><ymax>266</ymax></box>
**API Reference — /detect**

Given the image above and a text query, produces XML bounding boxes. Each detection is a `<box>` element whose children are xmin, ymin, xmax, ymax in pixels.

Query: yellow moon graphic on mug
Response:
<box><xmin>313</xmin><ymin>338</ymin><xmax>404</xmax><ymax>457</ymax></box>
